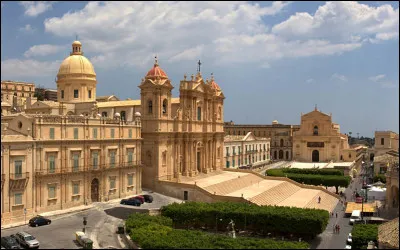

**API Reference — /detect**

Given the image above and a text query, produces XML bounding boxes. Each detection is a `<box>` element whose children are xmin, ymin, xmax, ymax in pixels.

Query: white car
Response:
<box><xmin>345</xmin><ymin>244</ymin><xmax>352</xmax><ymax>249</ymax></box>
<box><xmin>347</xmin><ymin>233</ymin><xmax>352</xmax><ymax>244</ymax></box>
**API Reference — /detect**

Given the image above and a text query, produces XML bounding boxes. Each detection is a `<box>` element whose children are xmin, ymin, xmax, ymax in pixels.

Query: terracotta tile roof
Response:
<box><xmin>378</xmin><ymin>217</ymin><xmax>399</xmax><ymax>249</ymax></box>
<box><xmin>146</xmin><ymin>59</ymin><xmax>168</xmax><ymax>79</ymax></box>
<box><xmin>374</xmin><ymin>154</ymin><xmax>399</xmax><ymax>164</ymax></box>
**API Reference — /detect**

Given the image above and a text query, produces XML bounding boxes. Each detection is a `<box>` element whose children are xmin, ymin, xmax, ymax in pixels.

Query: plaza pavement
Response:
<box><xmin>0</xmin><ymin>191</ymin><xmax>183</xmax><ymax>249</ymax></box>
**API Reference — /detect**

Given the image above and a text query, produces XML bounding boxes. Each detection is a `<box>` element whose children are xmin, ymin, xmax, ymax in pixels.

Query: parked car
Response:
<box><xmin>1</xmin><ymin>235</ymin><xmax>21</xmax><ymax>249</ymax></box>
<box><xmin>143</xmin><ymin>194</ymin><xmax>153</xmax><ymax>203</ymax></box>
<box><xmin>130</xmin><ymin>195</ymin><xmax>145</xmax><ymax>204</ymax></box>
<box><xmin>120</xmin><ymin>199</ymin><xmax>141</xmax><ymax>206</ymax></box>
<box><xmin>29</xmin><ymin>215</ymin><xmax>51</xmax><ymax>227</ymax></box>
<box><xmin>14</xmin><ymin>232</ymin><xmax>39</xmax><ymax>249</ymax></box>
<box><xmin>345</xmin><ymin>244</ymin><xmax>351</xmax><ymax>249</ymax></box>
<box><xmin>347</xmin><ymin>233</ymin><xmax>352</xmax><ymax>244</ymax></box>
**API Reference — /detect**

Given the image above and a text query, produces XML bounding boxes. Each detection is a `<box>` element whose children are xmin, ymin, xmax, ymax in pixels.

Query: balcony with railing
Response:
<box><xmin>35</xmin><ymin>168</ymin><xmax>62</xmax><ymax>176</ymax></box>
<box><xmin>9</xmin><ymin>172</ymin><xmax>30</xmax><ymax>190</ymax></box>
<box><xmin>9</xmin><ymin>172</ymin><xmax>30</xmax><ymax>180</ymax></box>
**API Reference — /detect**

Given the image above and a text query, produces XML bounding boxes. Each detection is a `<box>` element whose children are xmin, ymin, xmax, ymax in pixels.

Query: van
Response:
<box><xmin>349</xmin><ymin>210</ymin><xmax>361</xmax><ymax>225</ymax></box>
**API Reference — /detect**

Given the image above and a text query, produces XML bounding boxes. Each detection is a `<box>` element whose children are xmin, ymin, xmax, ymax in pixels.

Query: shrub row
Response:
<box><xmin>160</xmin><ymin>201</ymin><xmax>329</xmax><ymax>238</ymax></box>
<box><xmin>266</xmin><ymin>169</ymin><xmax>351</xmax><ymax>192</ymax></box>
<box><xmin>125</xmin><ymin>213</ymin><xmax>310</xmax><ymax>249</ymax></box>
<box><xmin>351</xmin><ymin>224</ymin><xmax>378</xmax><ymax>249</ymax></box>
<box><xmin>282</xmin><ymin>168</ymin><xmax>344</xmax><ymax>176</ymax></box>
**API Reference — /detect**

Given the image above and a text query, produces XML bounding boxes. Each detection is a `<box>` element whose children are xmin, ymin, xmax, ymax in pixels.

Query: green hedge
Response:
<box><xmin>282</xmin><ymin>168</ymin><xmax>344</xmax><ymax>176</ymax></box>
<box><xmin>266</xmin><ymin>169</ymin><xmax>351</xmax><ymax>192</ymax></box>
<box><xmin>351</xmin><ymin>224</ymin><xmax>378</xmax><ymax>249</ymax></box>
<box><xmin>126</xmin><ymin>213</ymin><xmax>310</xmax><ymax>249</ymax></box>
<box><xmin>160</xmin><ymin>202</ymin><xmax>329</xmax><ymax>238</ymax></box>
<box><xmin>373</xmin><ymin>174</ymin><xmax>386</xmax><ymax>183</ymax></box>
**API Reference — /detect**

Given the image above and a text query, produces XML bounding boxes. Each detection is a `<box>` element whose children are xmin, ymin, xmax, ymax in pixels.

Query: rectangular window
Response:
<box><xmin>111</xmin><ymin>128</ymin><xmax>115</xmax><ymax>138</ymax></box>
<box><xmin>238</xmin><ymin>159</ymin><xmax>241</xmax><ymax>166</ymax></box>
<box><xmin>73</xmin><ymin>183</ymin><xmax>79</xmax><ymax>195</ymax></box>
<box><xmin>128</xmin><ymin>174</ymin><xmax>134</xmax><ymax>186</ymax></box>
<box><xmin>92</xmin><ymin>152</ymin><xmax>98</xmax><ymax>169</ymax></box>
<box><xmin>88</xmin><ymin>90</ymin><xmax>92</xmax><ymax>99</ymax></box>
<box><xmin>226</xmin><ymin>147</ymin><xmax>229</xmax><ymax>156</ymax></box>
<box><xmin>233</xmin><ymin>160</ymin><xmax>235</xmax><ymax>167</ymax></box>
<box><xmin>245</xmin><ymin>158</ymin><xmax>248</xmax><ymax>164</ymax></box>
<box><xmin>128</xmin><ymin>150</ymin><xmax>133</xmax><ymax>164</ymax></box>
<box><xmin>50</xmin><ymin>128</ymin><xmax>55</xmax><ymax>139</ymax></box>
<box><xmin>92</xmin><ymin>128</ymin><xmax>98</xmax><ymax>139</ymax></box>
<box><xmin>48</xmin><ymin>186</ymin><xmax>56</xmax><ymax>199</ymax></box>
<box><xmin>238</xmin><ymin>146</ymin><xmax>241</xmax><ymax>154</ymax></box>
<box><xmin>102</xmin><ymin>112</ymin><xmax>107</xmax><ymax>118</ymax></box>
<box><xmin>74</xmin><ymin>89</ymin><xmax>79</xmax><ymax>98</ymax></box>
<box><xmin>246</xmin><ymin>145</ymin><xmax>248</xmax><ymax>152</ymax></box>
<box><xmin>74</xmin><ymin>128</ymin><xmax>78</xmax><ymax>139</ymax></box>
<box><xmin>233</xmin><ymin>146</ymin><xmax>236</xmax><ymax>155</ymax></box>
<box><xmin>61</xmin><ymin>90</ymin><xmax>64</xmax><ymax>99</ymax></box>
<box><xmin>197</xmin><ymin>107</ymin><xmax>201</xmax><ymax>121</ymax></box>
<box><xmin>73</xmin><ymin>154</ymin><xmax>79</xmax><ymax>172</ymax></box>
<box><xmin>226</xmin><ymin>161</ymin><xmax>230</xmax><ymax>168</ymax></box>
<box><xmin>110</xmin><ymin>151</ymin><xmax>115</xmax><ymax>167</ymax></box>
<box><xmin>128</xmin><ymin>129</ymin><xmax>132</xmax><ymax>138</ymax></box>
<box><xmin>110</xmin><ymin>178</ymin><xmax>116</xmax><ymax>189</ymax></box>
<box><xmin>14</xmin><ymin>160</ymin><xmax>22</xmax><ymax>178</ymax></box>
<box><xmin>49</xmin><ymin>155</ymin><xmax>55</xmax><ymax>173</ymax></box>
<box><xmin>14</xmin><ymin>193</ymin><xmax>23</xmax><ymax>205</ymax></box>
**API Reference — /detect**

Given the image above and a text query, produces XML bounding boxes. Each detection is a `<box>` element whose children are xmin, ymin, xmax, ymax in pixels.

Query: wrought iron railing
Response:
<box><xmin>9</xmin><ymin>172</ymin><xmax>29</xmax><ymax>180</ymax></box>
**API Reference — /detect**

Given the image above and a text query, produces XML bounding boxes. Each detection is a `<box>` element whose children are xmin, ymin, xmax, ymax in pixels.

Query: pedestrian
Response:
<box><xmin>338</xmin><ymin>225</ymin><xmax>340</xmax><ymax>234</ymax></box>
<box><xmin>318</xmin><ymin>196</ymin><xmax>321</xmax><ymax>204</ymax></box>
<box><xmin>333</xmin><ymin>224</ymin><xmax>336</xmax><ymax>233</ymax></box>
<box><xmin>336</xmin><ymin>212</ymin><xmax>338</xmax><ymax>218</ymax></box>
<box><xmin>335</xmin><ymin>224</ymin><xmax>338</xmax><ymax>234</ymax></box>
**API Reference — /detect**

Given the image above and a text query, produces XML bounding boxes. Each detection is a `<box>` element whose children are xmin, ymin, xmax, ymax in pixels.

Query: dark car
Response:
<box><xmin>29</xmin><ymin>215</ymin><xmax>51</xmax><ymax>227</ymax></box>
<box><xmin>130</xmin><ymin>195</ymin><xmax>145</xmax><ymax>204</ymax></box>
<box><xmin>142</xmin><ymin>195</ymin><xmax>153</xmax><ymax>203</ymax></box>
<box><xmin>120</xmin><ymin>199</ymin><xmax>141</xmax><ymax>206</ymax></box>
<box><xmin>1</xmin><ymin>235</ymin><xmax>21</xmax><ymax>249</ymax></box>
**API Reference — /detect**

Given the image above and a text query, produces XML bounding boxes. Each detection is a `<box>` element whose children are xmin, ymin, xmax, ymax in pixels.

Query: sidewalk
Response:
<box><xmin>1</xmin><ymin>197</ymin><xmax>123</xmax><ymax>230</ymax></box>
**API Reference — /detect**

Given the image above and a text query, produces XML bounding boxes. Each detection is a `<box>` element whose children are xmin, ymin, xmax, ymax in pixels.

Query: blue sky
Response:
<box><xmin>1</xmin><ymin>1</ymin><xmax>399</xmax><ymax>137</ymax></box>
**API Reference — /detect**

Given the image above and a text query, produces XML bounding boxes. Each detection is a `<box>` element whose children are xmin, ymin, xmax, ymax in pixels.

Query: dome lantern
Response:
<box><xmin>71</xmin><ymin>40</ymin><xmax>83</xmax><ymax>56</ymax></box>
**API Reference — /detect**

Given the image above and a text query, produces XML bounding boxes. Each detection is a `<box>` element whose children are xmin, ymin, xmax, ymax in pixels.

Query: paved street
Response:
<box><xmin>311</xmin><ymin>165</ymin><xmax>365</xmax><ymax>249</ymax></box>
<box><xmin>1</xmin><ymin>191</ymin><xmax>183</xmax><ymax>249</ymax></box>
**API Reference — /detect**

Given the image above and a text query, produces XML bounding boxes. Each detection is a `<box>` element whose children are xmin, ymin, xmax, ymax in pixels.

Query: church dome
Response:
<box><xmin>209</xmin><ymin>73</ymin><xmax>221</xmax><ymax>90</ymax></box>
<box><xmin>57</xmin><ymin>41</ymin><xmax>96</xmax><ymax>78</ymax></box>
<box><xmin>145</xmin><ymin>56</ymin><xmax>168</xmax><ymax>79</ymax></box>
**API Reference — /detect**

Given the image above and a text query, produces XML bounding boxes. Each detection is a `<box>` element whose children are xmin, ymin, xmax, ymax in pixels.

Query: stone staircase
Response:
<box><xmin>249</xmin><ymin>181</ymin><xmax>301</xmax><ymax>206</ymax></box>
<box><xmin>203</xmin><ymin>174</ymin><xmax>264</xmax><ymax>196</ymax></box>
<box><xmin>304</xmin><ymin>190</ymin><xmax>339</xmax><ymax>212</ymax></box>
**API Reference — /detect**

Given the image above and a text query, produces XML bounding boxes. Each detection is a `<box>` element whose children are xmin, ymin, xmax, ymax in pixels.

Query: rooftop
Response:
<box><xmin>378</xmin><ymin>217</ymin><xmax>399</xmax><ymax>249</ymax></box>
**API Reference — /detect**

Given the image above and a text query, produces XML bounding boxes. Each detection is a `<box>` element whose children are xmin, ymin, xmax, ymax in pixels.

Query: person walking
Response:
<box><xmin>338</xmin><ymin>225</ymin><xmax>340</xmax><ymax>234</ymax></box>
<box><xmin>336</xmin><ymin>212</ymin><xmax>338</xmax><ymax>218</ymax></box>
<box><xmin>318</xmin><ymin>196</ymin><xmax>321</xmax><ymax>204</ymax></box>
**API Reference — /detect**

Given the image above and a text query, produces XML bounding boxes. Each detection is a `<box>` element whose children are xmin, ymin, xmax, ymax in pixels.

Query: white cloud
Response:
<box><xmin>1</xmin><ymin>59</ymin><xmax>61</xmax><ymax>78</ymax></box>
<box><xmin>331</xmin><ymin>73</ymin><xmax>348</xmax><ymax>82</ymax></box>
<box><xmin>306</xmin><ymin>78</ymin><xmax>315</xmax><ymax>83</ymax></box>
<box><xmin>19</xmin><ymin>24</ymin><xmax>35</xmax><ymax>33</ymax></box>
<box><xmin>272</xmin><ymin>1</ymin><xmax>399</xmax><ymax>43</ymax></box>
<box><xmin>3</xmin><ymin>1</ymin><xmax>391</xmax><ymax>73</ymax></box>
<box><xmin>369</xmin><ymin>74</ymin><xmax>386</xmax><ymax>82</ymax></box>
<box><xmin>19</xmin><ymin>1</ymin><xmax>56</xmax><ymax>17</ymax></box>
<box><xmin>24</xmin><ymin>44</ymin><xmax>64</xmax><ymax>57</ymax></box>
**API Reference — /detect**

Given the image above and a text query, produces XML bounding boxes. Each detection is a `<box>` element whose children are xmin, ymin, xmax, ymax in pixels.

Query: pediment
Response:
<box><xmin>31</xmin><ymin>101</ymin><xmax>51</xmax><ymax>109</ymax></box>
<box><xmin>243</xmin><ymin>132</ymin><xmax>256</xmax><ymax>141</ymax></box>
<box><xmin>193</xmin><ymin>83</ymin><xmax>205</xmax><ymax>93</ymax></box>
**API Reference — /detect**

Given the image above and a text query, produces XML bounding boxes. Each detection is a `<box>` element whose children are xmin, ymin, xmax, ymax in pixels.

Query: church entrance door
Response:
<box><xmin>312</xmin><ymin>150</ymin><xmax>319</xmax><ymax>162</ymax></box>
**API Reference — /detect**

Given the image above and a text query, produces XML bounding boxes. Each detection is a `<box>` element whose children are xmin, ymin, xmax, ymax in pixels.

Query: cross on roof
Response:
<box><xmin>197</xmin><ymin>60</ymin><xmax>201</xmax><ymax>73</ymax></box>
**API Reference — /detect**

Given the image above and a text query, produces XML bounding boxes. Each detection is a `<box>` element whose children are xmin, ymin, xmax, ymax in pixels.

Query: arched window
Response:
<box><xmin>148</xmin><ymin>100</ymin><xmax>153</xmax><ymax>114</ymax></box>
<box><xmin>313</xmin><ymin>126</ymin><xmax>318</xmax><ymax>136</ymax></box>
<box><xmin>381</xmin><ymin>138</ymin><xmax>384</xmax><ymax>145</ymax></box>
<box><xmin>162</xmin><ymin>99</ymin><xmax>167</xmax><ymax>114</ymax></box>
<box><xmin>286</xmin><ymin>151</ymin><xmax>289</xmax><ymax>159</ymax></box>
<box><xmin>238</xmin><ymin>131</ymin><xmax>241</xmax><ymax>135</ymax></box>
<box><xmin>280</xmin><ymin>139</ymin><xmax>284</xmax><ymax>147</ymax></box>
<box><xmin>197</xmin><ymin>107</ymin><xmax>201</xmax><ymax>121</ymax></box>
<box><xmin>349</xmin><ymin>153</ymin><xmax>351</xmax><ymax>159</ymax></box>
<box><xmin>218</xmin><ymin>106</ymin><xmax>222</xmax><ymax>120</ymax></box>
<box><xmin>120</xmin><ymin>111</ymin><xmax>126</xmax><ymax>121</ymax></box>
